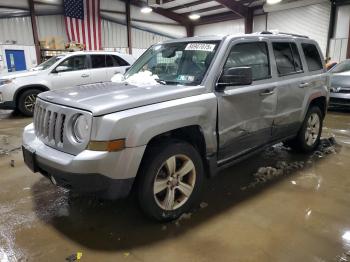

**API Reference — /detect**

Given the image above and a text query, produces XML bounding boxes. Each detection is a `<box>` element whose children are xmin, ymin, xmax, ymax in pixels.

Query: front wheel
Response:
<box><xmin>17</xmin><ymin>89</ymin><xmax>41</xmax><ymax>117</ymax></box>
<box><xmin>137</xmin><ymin>141</ymin><xmax>204</xmax><ymax>221</ymax></box>
<box><xmin>287</xmin><ymin>106</ymin><xmax>323</xmax><ymax>153</ymax></box>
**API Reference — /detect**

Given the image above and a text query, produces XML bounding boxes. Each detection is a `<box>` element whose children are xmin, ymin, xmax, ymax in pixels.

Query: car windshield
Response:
<box><xmin>331</xmin><ymin>60</ymin><xmax>350</xmax><ymax>74</ymax></box>
<box><xmin>125</xmin><ymin>41</ymin><xmax>220</xmax><ymax>85</ymax></box>
<box><xmin>32</xmin><ymin>55</ymin><xmax>65</xmax><ymax>71</ymax></box>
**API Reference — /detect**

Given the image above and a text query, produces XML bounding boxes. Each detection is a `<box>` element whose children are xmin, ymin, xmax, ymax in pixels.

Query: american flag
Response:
<box><xmin>63</xmin><ymin>0</ymin><xmax>101</xmax><ymax>50</ymax></box>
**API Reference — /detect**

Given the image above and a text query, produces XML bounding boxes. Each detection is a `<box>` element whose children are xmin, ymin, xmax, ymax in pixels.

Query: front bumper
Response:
<box><xmin>22</xmin><ymin>123</ymin><xmax>146</xmax><ymax>199</ymax></box>
<box><xmin>329</xmin><ymin>93</ymin><xmax>350</xmax><ymax>107</ymax></box>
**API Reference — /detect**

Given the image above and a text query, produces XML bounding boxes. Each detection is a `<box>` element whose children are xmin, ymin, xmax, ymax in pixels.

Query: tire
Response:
<box><xmin>286</xmin><ymin>106</ymin><xmax>323</xmax><ymax>153</ymax></box>
<box><xmin>137</xmin><ymin>140</ymin><xmax>204</xmax><ymax>221</ymax></box>
<box><xmin>17</xmin><ymin>89</ymin><xmax>41</xmax><ymax>117</ymax></box>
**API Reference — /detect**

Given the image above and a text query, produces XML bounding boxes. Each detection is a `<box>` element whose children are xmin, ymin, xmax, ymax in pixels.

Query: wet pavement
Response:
<box><xmin>0</xmin><ymin>109</ymin><xmax>350</xmax><ymax>262</ymax></box>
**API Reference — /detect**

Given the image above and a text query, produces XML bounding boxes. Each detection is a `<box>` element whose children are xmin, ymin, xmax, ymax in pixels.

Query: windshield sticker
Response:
<box><xmin>185</xmin><ymin>43</ymin><xmax>216</xmax><ymax>52</ymax></box>
<box><xmin>177</xmin><ymin>75</ymin><xmax>195</xmax><ymax>82</ymax></box>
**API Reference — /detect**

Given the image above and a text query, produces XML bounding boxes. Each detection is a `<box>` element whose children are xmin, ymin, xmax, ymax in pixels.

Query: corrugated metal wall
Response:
<box><xmin>101</xmin><ymin>19</ymin><xmax>128</xmax><ymax>48</ymax></box>
<box><xmin>0</xmin><ymin>17</ymin><xmax>34</xmax><ymax>45</ymax></box>
<box><xmin>131</xmin><ymin>27</ymin><xmax>170</xmax><ymax>49</ymax></box>
<box><xmin>36</xmin><ymin>15</ymin><xmax>67</xmax><ymax>42</ymax></box>
<box><xmin>194</xmin><ymin>19</ymin><xmax>245</xmax><ymax>36</ymax></box>
<box><xmin>253</xmin><ymin>15</ymin><xmax>266</xmax><ymax>33</ymax></box>
<box><xmin>267</xmin><ymin>2</ymin><xmax>331</xmax><ymax>55</ymax></box>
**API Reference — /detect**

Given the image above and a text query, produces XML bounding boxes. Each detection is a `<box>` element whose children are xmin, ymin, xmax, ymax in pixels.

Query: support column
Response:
<box><xmin>326</xmin><ymin>1</ymin><xmax>336</xmax><ymax>59</ymax></box>
<box><xmin>126</xmin><ymin>1</ymin><xmax>132</xmax><ymax>54</ymax></box>
<box><xmin>186</xmin><ymin>24</ymin><xmax>194</xmax><ymax>37</ymax></box>
<box><xmin>28</xmin><ymin>0</ymin><xmax>41</xmax><ymax>64</ymax></box>
<box><xmin>347</xmin><ymin>17</ymin><xmax>350</xmax><ymax>59</ymax></box>
<box><xmin>244</xmin><ymin>8</ymin><xmax>253</xmax><ymax>34</ymax></box>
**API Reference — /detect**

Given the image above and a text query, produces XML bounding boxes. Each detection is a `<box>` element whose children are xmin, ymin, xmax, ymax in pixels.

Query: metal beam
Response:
<box><xmin>194</xmin><ymin>11</ymin><xmax>241</xmax><ymax>25</ymax></box>
<box><xmin>167</xmin><ymin>0</ymin><xmax>213</xmax><ymax>11</ymax></box>
<box><xmin>126</xmin><ymin>1</ymin><xmax>132</xmax><ymax>54</ymax></box>
<box><xmin>0</xmin><ymin>5</ymin><xmax>29</xmax><ymax>11</ymax></box>
<box><xmin>28</xmin><ymin>0</ymin><xmax>41</xmax><ymax>64</ymax></box>
<box><xmin>180</xmin><ymin>5</ymin><xmax>226</xmax><ymax>16</ymax></box>
<box><xmin>214</xmin><ymin>0</ymin><xmax>248</xmax><ymax>17</ymax></box>
<box><xmin>130</xmin><ymin>0</ymin><xmax>191</xmax><ymax>26</ymax></box>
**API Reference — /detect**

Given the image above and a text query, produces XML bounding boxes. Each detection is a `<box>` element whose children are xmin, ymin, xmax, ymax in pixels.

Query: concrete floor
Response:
<box><xmin>0</xmin><ymin>109</ymin><xmax>350</xmax><ymax>262</ymax></box>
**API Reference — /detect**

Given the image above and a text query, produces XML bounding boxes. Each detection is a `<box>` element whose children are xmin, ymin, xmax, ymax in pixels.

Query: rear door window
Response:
<box><xmin>272</xmin><ymin>42</ymin><xmax>303</xmax><ymax>76</ymax></box>
<box><xmin>301</xmin><ymin>43</ymin><xmax>323</xmax><ymax>71</ymax></box>
<box><xmin>106</xmin><ymin>55</ymin><xmax>129</xmax><ymax>67</ymax></box>
<box><xmin>91</xmin><ymin>55</ymin><xmax>106</xmax><ymax>68</ymax></box>
<box><xmin>224</xmin><ymin>42</ymin><xmax>271</xmax><ymax>81</ymax></box>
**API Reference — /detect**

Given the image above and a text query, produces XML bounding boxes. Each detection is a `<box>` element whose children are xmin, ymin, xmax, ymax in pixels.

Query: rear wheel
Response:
<box><xmin>137</xmin><ymin>141</ymin><xmax>204</xmax><ymax>221</ymax></box>
<box><xmin>17</xmin><ymin>89</ymin><xmax>41</xmax><ymax>117</ymax></box>
<box><xmin>286</xmin><ymin>106</ymin><xmax>323</xmax><ymax>152</ymax></box>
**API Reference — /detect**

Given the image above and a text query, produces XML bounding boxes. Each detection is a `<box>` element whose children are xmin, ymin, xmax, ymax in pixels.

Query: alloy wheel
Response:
<box><xmin>153</xmin><ymin>154</ymin><xmax>196</xmax><ymax>211</ymax></box>
<box><xmin>305</xmin><ymin>113</ymin><xmax>320</xmax><ymax>146</ymax></box>
<box><xmin>24</xmin><ymin>94</ymin><xmax>37</xmax><ymax>113</ymax></box>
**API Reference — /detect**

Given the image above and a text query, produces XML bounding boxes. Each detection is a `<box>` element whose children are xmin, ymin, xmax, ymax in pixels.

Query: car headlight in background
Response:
<box><xmin>72</xmin><ymin>114</ymin><xmax>90</xmax><ymax>143</ymax></box>
<box><xmin>0</xmin><ymin>79</ymin><xmax>13</xmax><ymax>86</ymax></box>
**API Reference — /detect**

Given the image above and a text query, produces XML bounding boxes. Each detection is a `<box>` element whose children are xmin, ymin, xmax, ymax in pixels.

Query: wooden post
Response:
<box><xmin>126</xmin><ymin>1</ymin><xmax>132</xmax><ymax>54</ymax></box>
<box><xmin>28</xmin><ymin>0</ymin><xmax>41</xmax><ymax>64</ymax></box>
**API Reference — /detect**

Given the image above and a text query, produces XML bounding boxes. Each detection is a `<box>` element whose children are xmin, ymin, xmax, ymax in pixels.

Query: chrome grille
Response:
<box><xmin>34</xmin><ymin>101</ymin><xmax>66</xmax><ymax>148</ymax></box>
<box><xmin>33</xmin><ymin>98</ymin><xmax>92</xmax><ymax>155</ymax></box>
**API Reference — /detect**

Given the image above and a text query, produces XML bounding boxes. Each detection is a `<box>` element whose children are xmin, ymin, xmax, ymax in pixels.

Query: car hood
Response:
<box><xmin>331</xmin><ymin>73</ymin><xmax>350</xmax><ymax>88</ymax></box>
<box><xmin>38</xmin><ymin>82</ymin><xmax>206</xmax><ymax>116</ymax></box>
<box><xmin>0</xmin><ymin>70</ymin><xmax>42</xmax><ymax>79</ymax></box>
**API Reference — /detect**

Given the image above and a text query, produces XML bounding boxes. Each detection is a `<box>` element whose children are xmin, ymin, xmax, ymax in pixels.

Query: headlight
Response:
<box><xmin>72</xmin><ymin>114</ymin><xmax>90</xmax><ymax>143</ymax></box>
<box><xmin>0</xmin><ymin>79</ymin><xmax>13</xmax><ymax>86</ymax></box>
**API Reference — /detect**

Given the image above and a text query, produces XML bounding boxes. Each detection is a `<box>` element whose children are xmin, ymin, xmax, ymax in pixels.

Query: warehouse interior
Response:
<box><xmin>1</xmin><ymin>0</ymin><xmax>350</xmax><ymax>261</ymax></box>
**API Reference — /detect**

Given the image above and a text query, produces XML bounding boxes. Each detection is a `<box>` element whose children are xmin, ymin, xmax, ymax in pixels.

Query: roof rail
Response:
<box><xmin>259</xmin><ymin>31</ymin><xmax>309</xmax><ymax>38</ymax></box>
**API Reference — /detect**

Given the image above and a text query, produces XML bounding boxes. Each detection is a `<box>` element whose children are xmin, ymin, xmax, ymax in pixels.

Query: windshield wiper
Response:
<box><xmin>155</xmin><ymin>79</ymin><xmax>166</xmax><ymax>85</ymax></box>
<box><xmin>155</xmin><ymin>79</ymin><xmax>181</xmax><ymax>85</ymax></box>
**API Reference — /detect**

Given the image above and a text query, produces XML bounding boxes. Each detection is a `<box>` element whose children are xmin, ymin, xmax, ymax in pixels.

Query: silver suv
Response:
<box><xmin>22</xmin><ymin>33</ymin><xmax>329</xmax><ymax>221</ymax></box>
<box><xmin>0</xmin><ymin>51</ymin><xmax>134</xmax><ymax>116</ymax></box>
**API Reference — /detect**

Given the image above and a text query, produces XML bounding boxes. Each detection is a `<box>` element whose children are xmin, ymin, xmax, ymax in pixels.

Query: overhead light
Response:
<box><xmin>141</xmin><ymin>6</ymin><xmax>152</xmax><ymax>13</ymax></box>
<box><xmin>266</xmin><ymin>0</ymin><xmax>282</xmax><ymax>4</ymax></box>
<box><xmin>189</xmin><ymin>13</ymin><xmax>200</xmax><ymax>20</ymax></box>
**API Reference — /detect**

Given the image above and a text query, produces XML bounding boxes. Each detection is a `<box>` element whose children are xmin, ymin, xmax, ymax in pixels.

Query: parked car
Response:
<box><xmin>329</xmin><ymin>59</ymin><xmax>350</xmax><ymax>107</ymax></box>
<box><xmin>0</xmin><ymin>51</ymin><xmax>135</xmax><ymax>116</ymax></box>
<box><xmin>23</xmin><ymin>33</ymin><xmax>329</xmax><ymax>221</ymax></box>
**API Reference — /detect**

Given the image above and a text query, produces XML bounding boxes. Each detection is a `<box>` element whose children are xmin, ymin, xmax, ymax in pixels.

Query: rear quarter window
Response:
<box><xmin>301</xmin><ymin>43</ymin><xmax>323</xmax><ymax>71</ymax></box>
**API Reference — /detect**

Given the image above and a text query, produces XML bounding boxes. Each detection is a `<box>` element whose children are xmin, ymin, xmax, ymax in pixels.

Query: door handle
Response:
<box><xmin>299</xmin><ymin>82</ymin><xmax>309</xmax><ymax>88</ymax></box>
<box><xmin>260</xmin><ymin>89</ymin><xmax>275</xmax><ymax>96</ymax></box>
<box><xmin>81</xmin><ymin>74</ymin><xmax>89</xmax><ymax>78</ymax></box>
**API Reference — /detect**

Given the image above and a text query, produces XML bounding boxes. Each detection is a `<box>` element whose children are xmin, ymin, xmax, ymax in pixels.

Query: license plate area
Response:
<box><xmin>22</xmin><ymin>145</ymin><xmax>37</xmax><ymax>172</ymax></box>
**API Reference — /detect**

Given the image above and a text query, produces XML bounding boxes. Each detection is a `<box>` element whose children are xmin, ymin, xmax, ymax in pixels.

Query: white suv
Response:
<box><xmin>0</xmin><ymin>51</ymin><xmax>135</xmax><ymax>116</ymax></box>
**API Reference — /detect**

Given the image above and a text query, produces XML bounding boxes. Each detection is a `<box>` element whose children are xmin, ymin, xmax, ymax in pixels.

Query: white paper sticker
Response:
<box><xmin>185</xmin><ymin>43</ymin><xmax>216</xmax><ymax>52</ymax></box>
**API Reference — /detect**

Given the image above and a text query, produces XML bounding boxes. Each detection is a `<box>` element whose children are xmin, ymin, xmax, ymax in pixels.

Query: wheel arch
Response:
<box><xmin>14</xmin><ymin>84</ymin><xmax>49</xmax><ymax>107</ymax></box>
<box><xmin>308</xmin><ymin>96</ymin><xmax>327</xmax><ymax>119</ymax></box>
<box><xmin>138</xmin><ymin>125</ymin><xmax>211</xmax><ymax>178</ymax></box>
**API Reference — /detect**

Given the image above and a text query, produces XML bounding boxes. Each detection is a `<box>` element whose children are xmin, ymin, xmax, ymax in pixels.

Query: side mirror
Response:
<box><xmin>217</xmin><ymin>67</ymin><xmax>252</xmax><ymax>90</ymax></box>
<box><xmin>54</xmin><ymin>65</ymin><xmax>70</xmax><ymax>73</ymax></box>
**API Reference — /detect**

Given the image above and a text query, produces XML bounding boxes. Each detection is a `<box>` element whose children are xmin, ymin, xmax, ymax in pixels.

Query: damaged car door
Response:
<box><xmin>216</xmin><ymin>40</ymin><xmax>277</xmax><ymax>163</ymax></box>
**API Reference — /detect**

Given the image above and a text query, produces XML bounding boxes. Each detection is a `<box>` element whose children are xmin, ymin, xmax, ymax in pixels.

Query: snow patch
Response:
<box><xmin>111</xmin><ymin>71</ymin><xmax>159</xmax><ymax>86</ymax></box>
